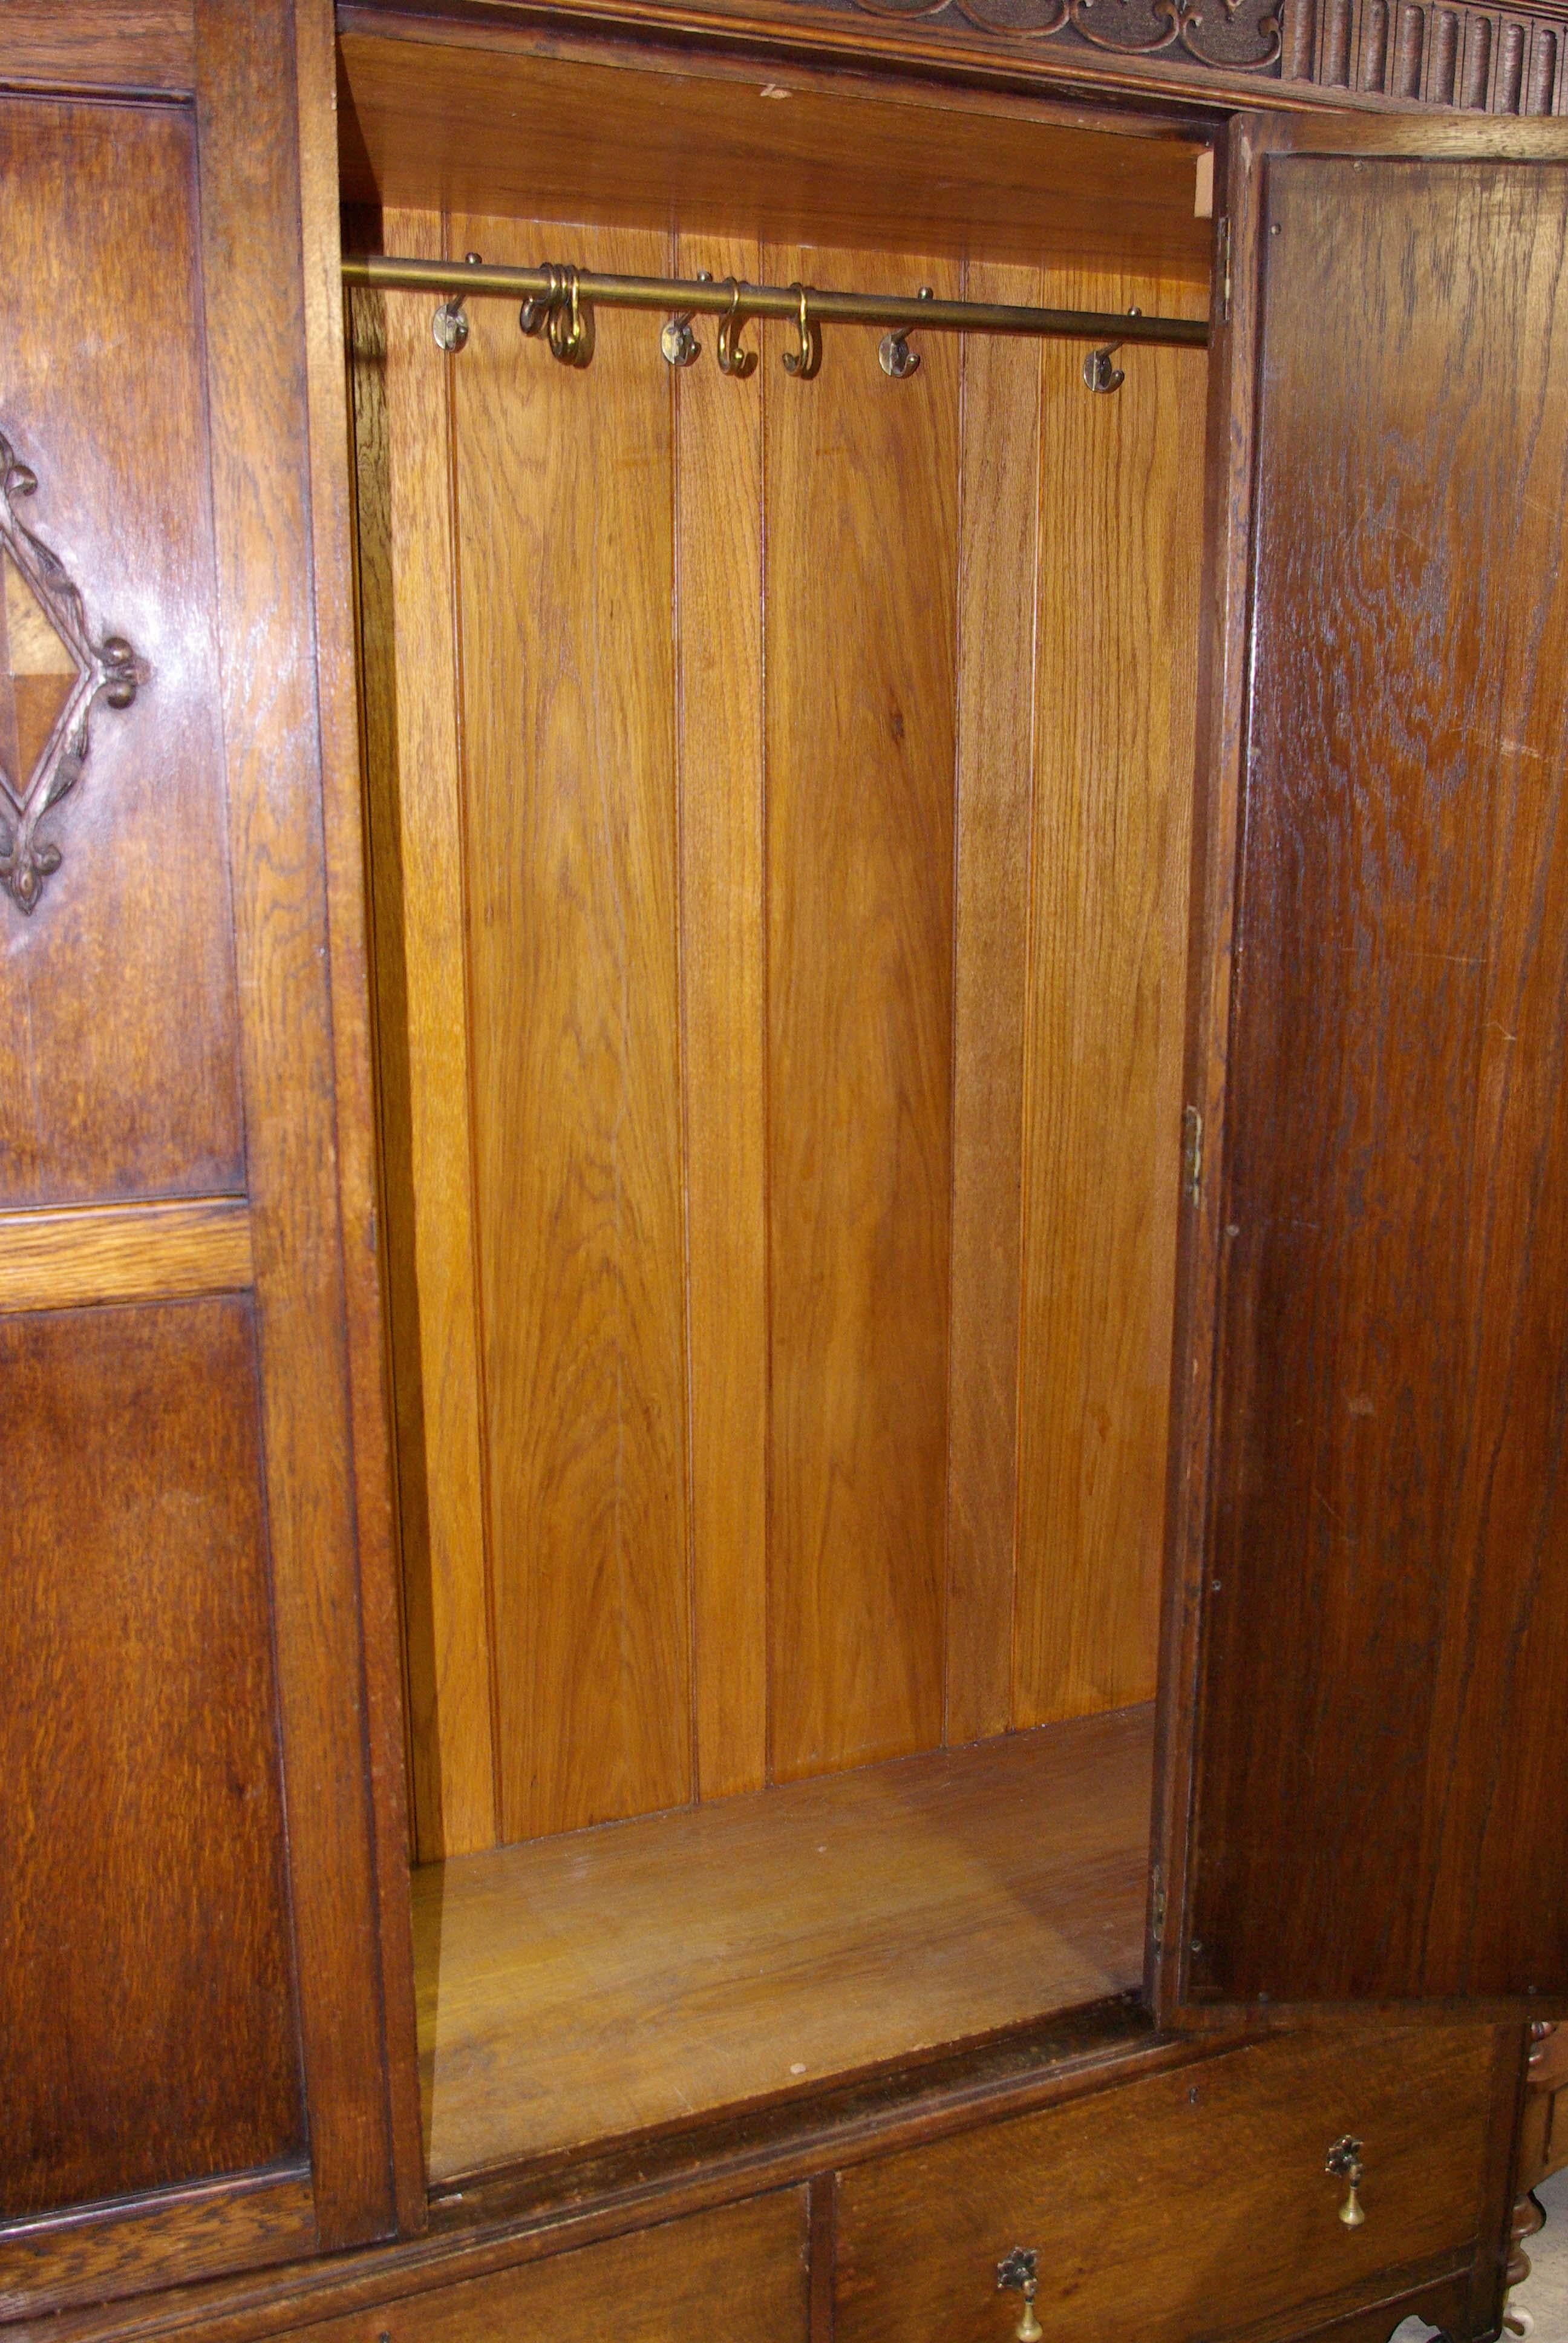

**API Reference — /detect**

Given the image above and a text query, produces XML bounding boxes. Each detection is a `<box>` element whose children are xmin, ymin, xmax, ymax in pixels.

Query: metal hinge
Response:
<box><xmin>1183</xmin><ymin>1104</ymin><xmax>1204</xmax><ymax>1205</ymax></box>
<box><xmin>1217</xmin><ymin>216</ymin><xmax>1232</xmax><ymax>326</ymax></box>
<box><xmin>1150</xmin><ymin>1864</ymin><xmax>1167</xmax><ymax>1950</ymax></box>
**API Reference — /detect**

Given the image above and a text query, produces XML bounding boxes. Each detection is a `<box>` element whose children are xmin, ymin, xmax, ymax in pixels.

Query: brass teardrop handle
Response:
<box><xmin>996</xmin><ymin>2247</ymin><xmax>1043</xmax><ymax>2341</ymax></box>
<box><xmin>1326</xmin><ymin>2135</ymin><xmax>1366</xmax><ymax>2227</ymax></box>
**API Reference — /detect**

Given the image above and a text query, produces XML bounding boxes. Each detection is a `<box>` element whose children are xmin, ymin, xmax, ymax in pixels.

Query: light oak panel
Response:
<box><xmin>1013</xmin><ymin>263</ymin><xmax>1206</xmax><ymax>1728</ymax></box>
<box><xmin>0</xmin><ymin>1194</ymin><xmax>251</xmax><ymax>1312</ymax></box>
<box><xmin>451</xmin><ymin>212</ymin><xmax>691</xmax><ymax>1842</ymax></box>
<box><xmin>414</xmin><ymin>1705</ymin><xmax>1151</xmax><ymax>2178</ymax></box>
<box><xmin>765</xmin><ymin>244</ymin><xmax>960</xmax><ymax>1781</ymax></box>
<box><xmin>358</xmin><ymin>212</ymin><xmax>1207</xmax><ymax>1847</ymax></box>
<box><xmin>676</xmin><ymin>231</ymin><xmax>769</xmax><ymax>1803</ymax></box>
<box><xmin>945</xmin><ymin>261</ymin><xmax>1042</xmax><ymax>1748</ymax></box>
<box><xmin>352</xmin><ymin>206</ymin><xmax>498</xmax><ymax>1863</ymax></box>
<box><xmin>337</xmin><ymin>30</ymin><xmax>1213</xmax><ymax>280</ymax></box>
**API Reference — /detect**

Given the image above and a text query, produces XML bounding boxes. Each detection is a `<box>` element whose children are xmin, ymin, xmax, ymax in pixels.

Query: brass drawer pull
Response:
<box><xmin>997</xmin><ymin>2247</ymin><xmax>1044</xmax><ymax>2341</ymax></box>
<box><xmin>1326</xmin><ymin>2135</ymin><xmax>1366</xmax><ymax>2227</ymax></box>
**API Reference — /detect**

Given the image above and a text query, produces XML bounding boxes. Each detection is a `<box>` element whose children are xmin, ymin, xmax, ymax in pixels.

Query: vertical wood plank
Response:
<box><xmin>452</xmin><ymin>213</ymin><xmax>691</xmax><ymax>1841</ymax></box>
<box><xmin>295</xmin><ymin>0</ymin><xmax>425</xmax><ymax>2214</ymax></box>
<box><xmin>766</xmin><ymin>246</ymin><xmax>959</xmax><ymax>1780</ymax></box>
<box><xmin>194</xmin><ymin>0</ymin><xmax>396</xmax><ymax>2244</ymax></box>
<box><xmin>353</xmin><ymin>205</ymin><xmax>497</xmax><ymax>1862</ymax></box>
<box><xmin>676</xmin><ymin>231</ymin><xmax>769</xmax><ymax>1802</ymax></box>
<box><xmin>945</xmin><ymin>263</ymin><xmax>1042</xmax><ymax>1748</ymax></box>
<box><xmin>1014</xmin><ymin>263</ymin><xmax>1206</xmax><ymax>1729</ymax></box>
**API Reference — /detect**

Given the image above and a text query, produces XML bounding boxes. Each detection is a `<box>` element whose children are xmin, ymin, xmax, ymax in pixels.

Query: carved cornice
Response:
<box><xmin>787</xmin><ymin>0</ymin><xmax>1567</xmax><ymax>106</ymax></box>
<box><xmin>0</xmin><ymin>432</ymin><xmax>145</xmax><ymax>916</ymax></box>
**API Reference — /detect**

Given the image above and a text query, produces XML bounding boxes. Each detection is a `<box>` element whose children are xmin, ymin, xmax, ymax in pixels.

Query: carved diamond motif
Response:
<box><xmin>0</xmin><ymin>430</ymin><xmax>145</xmax><ymax>914</ymax></box>
<box><xmin>0</xmin><ymin>547</ymin><xmax>87</xmax><ymax>813</ymax></box>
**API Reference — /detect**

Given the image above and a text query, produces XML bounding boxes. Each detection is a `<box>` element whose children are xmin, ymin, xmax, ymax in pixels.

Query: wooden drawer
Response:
<box><xmin>292</xmin><ymin>2191</ymin><xmax>808</xmax><ymax>2343</ymax></box>
<box><xmin>835</xmin><ymin>2027</ymin><xmax>1506</xmax><ymax>2343</ymax></box>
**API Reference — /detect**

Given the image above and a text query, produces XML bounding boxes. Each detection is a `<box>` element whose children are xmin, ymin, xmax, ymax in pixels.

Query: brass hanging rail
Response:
<box><xmin>342</xmin><ymin>252</ymin><xmax>1209</xmax><ymax>387</ymax></box>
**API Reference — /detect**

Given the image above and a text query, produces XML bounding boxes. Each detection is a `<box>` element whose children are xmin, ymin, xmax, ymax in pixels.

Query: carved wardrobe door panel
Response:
<box><xmin>1154</xmin><ymin>111</ymin><xmax>1568</xmax><ymax>2022</ymax></box>
<box><xmin>0</xmin><ymin>2</ymin><xmax>419</xmax><ymax>2315</ymax></box>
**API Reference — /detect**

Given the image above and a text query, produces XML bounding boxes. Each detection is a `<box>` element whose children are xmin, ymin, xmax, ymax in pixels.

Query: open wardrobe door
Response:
<box><xmin>1152</xmin><ymin>108</ymin><xmax>1568</xmax><ymax>2026</ymax></box>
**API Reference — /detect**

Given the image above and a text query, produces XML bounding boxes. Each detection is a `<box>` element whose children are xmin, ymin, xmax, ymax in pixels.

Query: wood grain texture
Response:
<box><xmin>944</xmin><ymin>261</ymin><xmax>1040</xmax><ymax>1748</ymax></box>
<box><xmin>766</xmin><ymin>244</ymin><xmax>959</xmax><ymax>1781</ymax></box>
<box><xmin>337</xmin><ymin>33</ymin><xmax>1212</xmax><ymax>280</ymax></box>
<box><xmin>284</xmin><ymin>2193</ymin><xmax>811</xmax><ymax>2343</ymax></box>
<box><xmin>834</xmin><ymin>2022</ymin><xmax>1504</xmax><ymax>2343</ymax></box>
<box><xmin>414</xmin><ymin>1706</ymin><xmax>1151</xmax><ymax>2180</ymax></box>
<box><xmin>351</xmin><ymin>206</ymin><xmax>498</xmax><ymax>1864</ymax></box>
<box><xmin>0</xmin><ymin>2172</ymin><xmax>315</xmax><ymax>2325</ymax></box>
<box><xmin>334</xmin><ymin>0</ymin><xmax>1568</xmax><ymax>126</ymax></box>
<box><xmin>294</xmin><ymin>0</ymin><xmax>428</xmax><ymax>2231</ymax></box>
<box><xmin>676</xmin><ymin>231</ymin><xmax>769</xmax><ymax>1803</ymax></box>
<box><xmin>0</xmin><ymin>1194</ymin><xmax>251</xmax><ymax>1312</ymax></box>
<box><xmin>0</xmin><ymin>4</ymin><xmax>195</xmax><ymax>94</ymax></box>
<box><xmin>194</xmin><ymin>0</ymin><xmax>399</xmax><ymax>2244</ymax></box>
<box><xmin>0</xmin><ymin>1300</ymin><xmax>302</xmax><ymax>2221</ymax></box>
<box><xmin>451</xmin><ymin>212</ymin><xmax>691</xmax><ymax>1842</ymax></box>
<box><xmin>1013</xmin><ymin>261</ymin><xmax>1206</xmax><ymax>1728</ymax></box>
<box><xmin>1186</xmin><ymin>146</ymin><xmax>1568</xmax><ymax>2008</ymax></box>
<box><xmin>0</xmin><ymin>97</ymin><xmax>243</xmax><ymax>1208</ymax></box>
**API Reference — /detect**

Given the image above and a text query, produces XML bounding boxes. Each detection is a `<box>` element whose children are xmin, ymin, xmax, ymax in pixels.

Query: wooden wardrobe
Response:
<box><xmin>4</xmin><ymin>5</ymin><xmax>1568</xmax><ymax>2342</ymax></box>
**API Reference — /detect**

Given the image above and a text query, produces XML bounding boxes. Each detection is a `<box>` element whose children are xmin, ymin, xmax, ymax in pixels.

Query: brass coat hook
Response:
<box><xmin>880</xmin><ymin>286</ymin><xmax>933</xmax><ymax>379</ymax></box>
<box><xmin>548</xmin><ymin>266</ymin><xmax>594</xmax><ymax>368</ymax></box>
<box><xmin>433</xmin><ymin>251</ymin><xmax>485</xmax><ymax>352</ymax></box>
<box><xmin>1084</xmin><ymin>305</ymin><xmax>1143</xmax><ymax>393</ymax></box>
<box><xmin>661</xmin><ymin>272</ymin><xmax>711</xmax><ymax>369</ymax></box>
<box><xmin>781</xmin><ymin>283</ymin><xmax>820</xmax><ymax>379</ymax></box>
<box><xmin>518</xmin><ymin>261</ymin><xmax>563</xmax><ymax>340</ymax></box>
<box><xmin>717</xmin><ymin>280</ymin><xmax>756</xmax><ymax>379</ymax></box>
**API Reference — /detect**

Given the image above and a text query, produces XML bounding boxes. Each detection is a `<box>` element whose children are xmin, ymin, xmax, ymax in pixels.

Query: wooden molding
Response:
<box><xmin>0</xmin><ymin>1194</ymin><xmax>253</xmax><ymax>1314</ymax></box>
<box><xmin>339</xmin><ymin>0</ymin><xmax>1568</xmax><ymax>119</ymax></box>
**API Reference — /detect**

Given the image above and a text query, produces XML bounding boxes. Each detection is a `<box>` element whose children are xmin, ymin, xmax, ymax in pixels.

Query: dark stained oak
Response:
<box><xmin>0</xmin><ymin>1300</ymin><xmax>302</xmax><ymax>2221</ymax></box>
<box><xmin>283</xmin><ymin>2193</ymin><xmax>811</xmax><ymax>2343</ymax></box>
<box><xmin>0</xmin><ymin>4</ymin><xmax>195</xmax><ymax>94</ymax></box>
<box><xmin>412</xmin><ymin>1706</ymin><xmax>1151</xmax><ymax>2182</ymax></box>
<box><xmin>1167</xmin><ymin>126</ymin><xmax>1568</xmax><ymax>2010</ymax></box>
<box><xmin>187</xmin><ymin>0</ymin><xmax>414</xmax><ymax>2249</ymax></box>
<box><xmin>835</xmin><ymin>2024</ymin><xmax>1510</xmax><ymax>2343</ymax></box>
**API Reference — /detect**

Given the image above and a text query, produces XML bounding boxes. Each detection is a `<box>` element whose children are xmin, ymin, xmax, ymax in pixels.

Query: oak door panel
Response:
<box><xmin>0</xmin><ymin>1300</ymin><xmax>302</xmax><ymax>2220</ymax></box>
<box><xmin>1160</xmin><ymin>116</ymin><xmax>1568</xmax><ymax>2014</ymax></box>
<box><xmin>0</xmin><ymin>96</ymin><xmax>243</xmax><ymax>1208</ymax></box>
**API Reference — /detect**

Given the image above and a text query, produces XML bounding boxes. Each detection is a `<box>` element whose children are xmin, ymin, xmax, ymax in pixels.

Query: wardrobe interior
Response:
<box><xmin>338</xmin><ymin>24</ymin><xmax>1215</xmax><ymax>2187</ymax></box>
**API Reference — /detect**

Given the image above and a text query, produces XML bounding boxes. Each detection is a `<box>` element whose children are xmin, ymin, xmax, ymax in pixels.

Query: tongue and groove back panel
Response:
<box><xmin>351</xmin><ymin>209</ymin><xmax>1206</xmax><ymax>1860</ymax></box>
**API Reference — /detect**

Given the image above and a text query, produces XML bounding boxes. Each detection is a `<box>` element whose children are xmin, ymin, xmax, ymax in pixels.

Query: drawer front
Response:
<box><xmin>835</xmin><ymin>2026</ymin><xmax>1504</xmax><ymax>2343</ymax></box>
<box><xmin>293</xmin><ymin>2191</ymin><xmax>808</xmax><ymax>2343</ymax></box>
